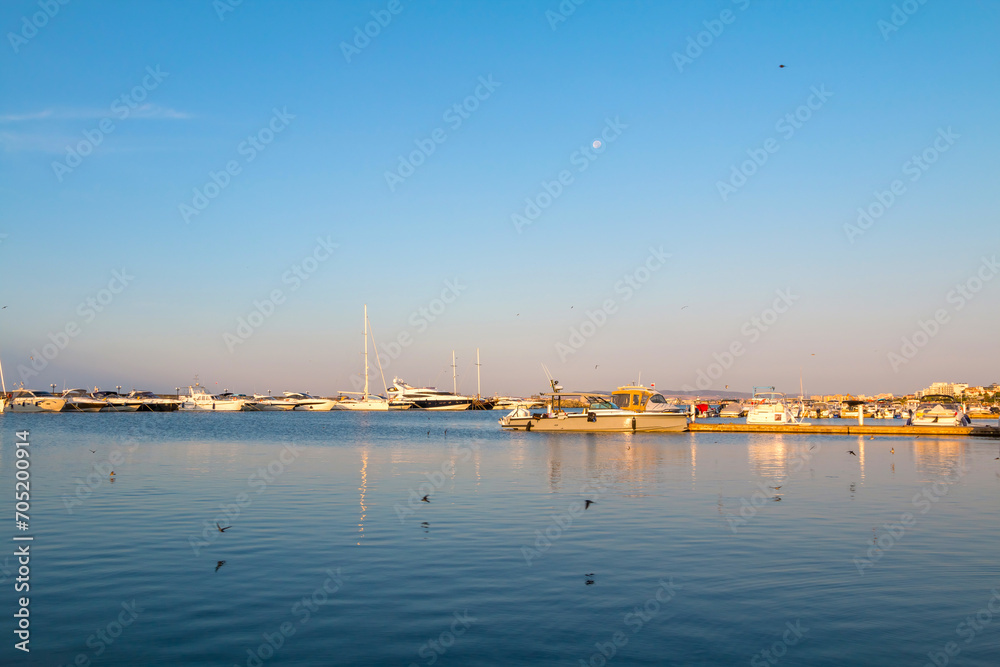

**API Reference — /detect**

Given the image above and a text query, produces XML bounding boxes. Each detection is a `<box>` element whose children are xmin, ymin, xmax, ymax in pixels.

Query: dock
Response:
<box><xmin>687</xmin><ymin>423</ymin><xmax>1000</xmax><ymax>438</ymax></box>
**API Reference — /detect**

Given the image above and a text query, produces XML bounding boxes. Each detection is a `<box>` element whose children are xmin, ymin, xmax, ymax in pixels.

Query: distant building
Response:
<box><xmin>917</xmin><ymin>382</ymin><xmax>969</xmax><ymax>397</ymax></box>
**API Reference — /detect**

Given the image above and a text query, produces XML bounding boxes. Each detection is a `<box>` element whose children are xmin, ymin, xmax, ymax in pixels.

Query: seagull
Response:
<box><xmin>584</xmin><ymin>500</ymin><xmax>595</xmax><ymax>509</ymax></box>
<box><xmin>89</xmin><ymin>449</ymin><xmax>96</xmax><ymax>453</ymax></box>
<box><xmin>216</xmin><ymin>523</ymin><xmax>231</xmax><ymax>532</ymax></box>
<box><xmin>848</xmin><ymin>451</ymin><xmax>857</xmax><ymax>456</ymax></box>
<box><xmin>681</xmin><ymin>305</ymin><xmax>689</xmax><ymax>310</ymax></box>
<box><xmin>421</xmin><ymin>495</ymin><xmax>430</xmax><ymax>503</ymax></box>
<box><xmin>215</xmin><ymin>560</ymin><xmax>226</xmax><ymax>572</ymax></box>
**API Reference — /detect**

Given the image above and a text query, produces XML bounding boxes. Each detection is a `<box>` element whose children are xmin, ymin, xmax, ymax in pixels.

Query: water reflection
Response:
<box><xmin>913</xmin><ymin>439</ymin><xmax>968</xmax><ymax>478</ymax></box>
<box><xmin>358</xmin><ymin>447</ymin><xmax>368</xmax><ymax>546</ymax></box>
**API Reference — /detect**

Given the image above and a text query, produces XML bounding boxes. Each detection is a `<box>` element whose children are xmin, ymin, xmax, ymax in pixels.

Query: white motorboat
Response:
<box><xmin>61</xmin><ymin>388</ymin><xmax>108</xmax><ymax>412</ymax></box>
<box><xmin>178</xmin><ymin>384</ymin><xmax>246</xmax><ymax>411</ymax></box>
<box><xmin>746</xmin><ymin>387</ymin><xmax>807</xmax><ymax>425</ymax></box>
<box><xmin>128</xmin><ymin>390</ymin><xmax>181</xmax><ymax>412</ymax></box>
<box><xmin>92</xmin><ymin>391</ymin><xmax>141</xmax><ymax>412</ymax></box>
<box><xmin>332</xmin><ymin>305</ymin><xmax>390</xmax><ymax>411</ymax></box>
<box><xmin>500</xmin><ymin>382</ymin><xmax>688</xmax><ymax>432</ymax></box>
<box><xmin>284</xmin><ymin>392</ymin><xmax>338</xmax><ymax>411</ymax></box>
<box><xmin>912</xmin><ymin>396</ymin><xmax>971</xmax><ymax>427</ymax></box>
<box><xmin>245</xmin><ymin>395</ymin><xmax>297</xmax><ymax>411</ymax></box>
<box><xmin>491</xmin><ymin>397</ymin><xmax>545</xmax><ymax>411</ymax></box>
<box><xmin>719</xmin><ymin>402</ymin><xmax>747</xmax><ymax>418</ymax></box>
<box><xmin>7</xmin><ymin>389</ymin><xmax>67</xmax><ymax>413</ymax></box>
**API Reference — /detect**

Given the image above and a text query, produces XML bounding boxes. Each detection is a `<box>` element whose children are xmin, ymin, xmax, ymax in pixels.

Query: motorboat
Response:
<box><xmin>245</xmin><ymin>395</ymin><xmax>297</xmax><ymax>411</ymax></box>
<box><xmin>128</xmin><ymin>390</ymin><xmax>181</xmax><ymax>412</ymax></box>
<box><xmin>60</xmin><ymin>388</ymin><xmax>108</xmax><ymax>412</ymax></box>
<box><xmin>178</xmin><ymin>384</ymin><xmax>246</xmax><ymax>411</ymax></box>
<box><xmin>92</xmin><ymin>391</ymin><xmax>141</xmax><ymax>412</ymax></box>
<box><xmin>491</xmin><ymin>397</ymin><xmax>545</xmax><ymax>411</ymax></box>
<box><xmin>333</xmin><ymin>305</ymin><xmax>390</xmax><ymax>411</ymax></box>
<box><xmin>912</xmin><ymin>395</ymin><xmax>971</xmax><ymax>426</ymax></box>
<box><xmin>499</xmin><ymin>381</ymin><xmax>688</xmax><ymax>432</ymax></box>
<box><xmin>719</xmin><ymin>402</ymin><xmax>747</xmax><ymax>418</ymax></box>
<box><xmin>388</xmin><ymin>378</ymin><xmax>474</xmax><ymax>411</ymax></box>
<box><xmin>7</xmin><ymin>389</ymin><xmax>67</xmax><ymax>413</ymax></box>
<box><xmin>746</xmin><ymin>387</ymin><xmax>807</xmax><ymax>425</ymax></box>
<box><xmin>284</xmin><ymin>392</ymin><xmax>338</xmax><ymax>411</ymax></box>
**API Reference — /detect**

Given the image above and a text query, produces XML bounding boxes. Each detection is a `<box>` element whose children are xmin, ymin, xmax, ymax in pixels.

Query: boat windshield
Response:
<box><xmin>588</xmin><ymin>397</ymin><xmax>618</xmax><ymax>410</ymax></box>
<box><xmin>649</xmin><ymin>394</ymin><xmax>668</xmax><ymax>404</ymax></box>
<box><xmin>611</xmin><ymin>394</ymin><xmax>629</xmax><ymax>408</ymax></box>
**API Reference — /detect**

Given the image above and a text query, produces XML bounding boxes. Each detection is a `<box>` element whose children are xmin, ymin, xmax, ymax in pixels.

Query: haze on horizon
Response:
<box><xmin>1</xmin><ymin>1</ymin><xmax>997</xmax><ymax>398</ymax></box>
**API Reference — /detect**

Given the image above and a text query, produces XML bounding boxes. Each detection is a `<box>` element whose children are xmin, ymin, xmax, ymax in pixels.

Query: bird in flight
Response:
<box><xmin>681</xmin><ymin>305</ymin><xmax>689</xmax><ymax>310</ymax></box>
<box><xmin>848</xmin><ymin>451</ymin><xmax>857</xmax><ymax>456</ymax></box>
<box><xmin>779</xmin><ymin>64</ymin><xmax>785</xmax><ymax>68</ymax></box>
<box><xmin>216</xmin><ymin>523</ymin><xmax>232</xmax><ymax>532</ymax></box>
<box><xmin>89</xmin><ymin>449</ymin><xmax>96</xmax><ymax>453</ymax></box>
<box><xmin>215</xmin><ymin>560</ymin><xmax>226</xmax><ymax>572</ymax></box>
<box><xmin>421</xmin><ymin>495</ymin><xmax>430</xmax><ymax>503</ymax></box>
<box><xmin>584</xmin><ymin>500</ymin><xmax>595</xmax><ymax>509</ymax></box>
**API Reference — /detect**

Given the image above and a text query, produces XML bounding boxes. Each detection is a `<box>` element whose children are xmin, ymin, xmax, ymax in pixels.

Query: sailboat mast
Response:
<box><xmin>476</xmin><ymin>348</ymin><xmax>481</xmax><ymax>399</ymax></box>
<box><xmin>452</xmin><ymin>350</ymin><xmax>457</xmax><ymax>395</ymax></box>
<box><xmin>363</xmin><ymin>304</ymin><xmax>369</xmax><ymax>400</ymax></box>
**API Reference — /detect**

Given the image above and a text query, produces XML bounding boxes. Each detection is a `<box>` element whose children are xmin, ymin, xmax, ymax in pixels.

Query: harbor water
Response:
<box><xmin>0</xmin><ymin>411</ymin><xmax>997</xmax><ymax>665</ymax></box>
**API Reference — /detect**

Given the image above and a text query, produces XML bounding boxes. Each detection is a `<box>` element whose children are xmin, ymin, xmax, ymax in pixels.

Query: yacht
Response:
<box><xmin>499</xmin><ymin>382</ymin><xmax>688</xmax><ymax>432</ymax></box>
<box><xmin>912</xmin><ymin>396</ymin><xmax>971</xmax><ymax>427</ymax></box>
<box><xmin>178</xmin><ymin>384</ymin><xmax>246</xmax><ymax>411</ymax></box>
<box><xmin>128</xmin><ymin>390</ymin><xmax>181</xmax><ymax>412</ymax></box>
<box><xmin>387</xmin><ymin>378</ymin><xmax>474</xmax><ymax>410</ymax></box>
<box><xmin>92</xmin><ymin>391</ymin><xmax>141</xmax><ymax>412</ymax></box>
<box><xmin>284</xmin><ymin>392</ymin><xmax>338</xmax><ymax>411</ymax></box>
<box><xmin>332</xmin><ymin>305</ymin><xmax>390</xmax><ymax>411</ymax></box>
<box><xmin>245</xmin><ymin>394</ymin><xmax>297</xmax><ymax>411</ymax></box>
<box><xmin>7</xmin><ymin>389</ymin><xmax>67</xmax><ymax>413</ymax></box>
<box><xmin>60</xmin><ymin>389</ymin><xmax>108</xmax><ymax>412</ymax></box>
<box><xmin>491</xmin><ymin>397</ymin><xmax>545</xmax><ymax>411</ymax></box>
<box><xmin>746</xmin><ymin>388</ymin><xmax>804</xmax><ymax>425</ymax></box>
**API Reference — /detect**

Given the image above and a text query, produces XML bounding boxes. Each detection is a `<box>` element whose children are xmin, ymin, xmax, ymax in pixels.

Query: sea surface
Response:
<box><xmin>0</xmin><ymin>411</ymin><xmax>998</xmax><ymax>666</ymax></box>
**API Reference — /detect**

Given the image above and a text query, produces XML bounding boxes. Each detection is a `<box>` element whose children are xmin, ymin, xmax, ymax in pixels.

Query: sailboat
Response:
<box><xmin>0</xmin><ymin>346</ymin><xmax>6</xmax><ymax>413</ymax></box>
<box><xmin>332</xmin><ymin>305</ymin><xmax>390</xmax><ymax>411</ymax></box>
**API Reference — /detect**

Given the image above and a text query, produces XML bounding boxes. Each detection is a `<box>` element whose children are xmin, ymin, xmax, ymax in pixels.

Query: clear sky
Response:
<box><xmin>1</xmin><ymin>0</ymin><xmax>997</xmax><ymax>397</ymax></box>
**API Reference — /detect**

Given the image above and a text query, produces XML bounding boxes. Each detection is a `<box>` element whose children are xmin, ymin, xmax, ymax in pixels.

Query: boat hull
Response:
<box><xmin>9</xmin><ymin>398</ymin><xmax>67</xmax><ymax>413</ymax></box>
<box><xmin>500</xmin><ymin>411</ymin><xmax>687</xmax><ymax>433</ymax></box>
<box><xmin>179</xmin><ymin>400</ymin><xmax>245</xmax><ymax>411</ymax></box>
<box><xmin>331</xmin><ymin>400</ymin><xmax>390</xmax><ymax>411</ymax></box>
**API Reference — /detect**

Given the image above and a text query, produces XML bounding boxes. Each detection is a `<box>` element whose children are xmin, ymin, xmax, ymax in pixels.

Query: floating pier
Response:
<box><xmin>687</xmin><ymin>423</ymin><xmax>1000</xmax><ymax>438</ymax></box>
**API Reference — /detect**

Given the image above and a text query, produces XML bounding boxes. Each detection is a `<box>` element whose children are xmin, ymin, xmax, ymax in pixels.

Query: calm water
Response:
<box><xmin>0</xmin><ymin>411</ymin><xmax>998</xmax><ymax>666</ymax></box>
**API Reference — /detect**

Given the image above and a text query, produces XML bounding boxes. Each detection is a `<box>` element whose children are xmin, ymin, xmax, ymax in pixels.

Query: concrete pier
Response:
<box><xmin>687</xmin><ymin>423</ymin><xmax>1000</xmax><ymax>438</ymax></box>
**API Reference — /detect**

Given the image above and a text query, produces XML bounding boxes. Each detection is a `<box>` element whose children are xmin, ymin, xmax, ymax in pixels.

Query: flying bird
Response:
<box><xmin>779</xmin><ymin>64</ymin><xmax>785</xmax><ymax>68</ymax></box>
<box><xmin>215</xmin><ymin>560</ymin><xmax>226</xmax><ymax>572</ymax></box>
<box><xmin>421</xmin><ymin>495</ymin><xmax>430</xmax><ymax>503</ymax></box>
<box><xmin>584</xmin><ymin>500</ymin><xmax>595</xmax><ymax>509</ymax></box>
<box><xmin>848</xmin><ymin>451</ymin><xmax>857</xmax><ymax>456</ymax></box>
<box><xmin>216</xmin><ymin>523</ymin><xmax>231</xmax><ymax>532</ymax></box>
<box><xmin>89</xmin><ymin>449</ymin><xmax>96</xmax><ymax>453</ymax></box>
<box><xmin>681</xmin><ymin>305</ymin><xmax>689</xmax><ymax>310</ymax></box>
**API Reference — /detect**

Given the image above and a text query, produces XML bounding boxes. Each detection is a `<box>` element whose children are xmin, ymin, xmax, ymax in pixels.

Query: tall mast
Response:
<box><xmin>452</xmin><ymin>350</ymin><xmax>457</xmax><ymax>395</ymax></box>
<box><xmin>363</xmin><ymin>304</ymin><xmax>369</xmax><ymax>399</ymax></box>
<box><xmin>476</xmin><ymin>348</ymin><xmax>481</xmax><ymax>399</ymax></box>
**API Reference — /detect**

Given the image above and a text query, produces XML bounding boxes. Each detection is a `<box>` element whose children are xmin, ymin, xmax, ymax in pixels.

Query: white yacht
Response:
<box><xmin>746</xmin><ymin>388</ymin><xmax>805</xmax><ymax>425</ymax></box>
<box><xmin>7</xmin><ymin>389</ymin><xmax>67</xmax><ymax>413</ymax></box>
<box><xmin>91</xmin><ymin>391</ymin><xmax>141</xmax><ymax>412</ymax></box>
<box><xmin>61</xmin><ymin>389</ymin><xmax>108</xmax><ymax>412</ymax></box>
<box><xmin>388</xmin><ymin>378</ymin><xmax>474</xmax><ymax>410</ymax></box>
<box><xmin>178</xmin><ymin>384</ymin><xmax>246</xmax><ymax>411</ymax></box>
<box><xmin>332</xmin><ymin>305</ymin><xmax>390</xmax><ymax>411</ymax></box>
<box><xmin>284</xmin><ymin>392</ymin><xmax>337</xmax><ymax>411</ymax></box>
<box><xmin>912</xmin><ymin>396</ymin><xmax>971</xmax><ymax>427</ymax></box>
<box><xmin>245</xmin><ymin>394</ymin><xmax>297</xmax><ymax>411</ymax></box>
<box><xmin>719</xmin><ymin>402</ymin><xmax>747</xmax><ymax>418</ymax></box>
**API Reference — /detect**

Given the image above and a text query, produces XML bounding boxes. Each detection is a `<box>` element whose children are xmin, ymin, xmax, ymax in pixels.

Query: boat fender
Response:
<box><xmin>631</xmin><ymin>417</ymin><xmax>636</xmax><ymax>432</ymax></box>
<box><xmin>525</xmin><ymin>421</ymin><xmax>532</xmax><ymax>432</ymax></box>
<box><xmin>587</xmin><ymin>411</ymin><xmax>597</xmax><ymax>423</ymax></box>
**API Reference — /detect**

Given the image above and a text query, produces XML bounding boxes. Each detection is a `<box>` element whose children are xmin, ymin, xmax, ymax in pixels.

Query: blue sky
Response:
<box><xmin>1</xmin><ymin>0</ymin><xmax>997</xmax><ymax>397</ymax></box>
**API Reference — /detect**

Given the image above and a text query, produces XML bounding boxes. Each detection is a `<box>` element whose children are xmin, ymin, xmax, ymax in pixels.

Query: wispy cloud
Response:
<box><xmin>0</xmin><ymin>105</ymin><xmax>193</xmax><ymax>123</ymax></box>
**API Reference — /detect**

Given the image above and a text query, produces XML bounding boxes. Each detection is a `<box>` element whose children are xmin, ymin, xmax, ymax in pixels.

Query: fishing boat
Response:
<box><xmin>7</xmin><ymin>389</ymin><xmax>67</xmax><ymax>413</ymax></box>
<box><xmin>499</xmin><ymin>380</ymin><xmax>688</xmax><ymax>432</ymax></box>
<box><xmin>332</xmin><ymin>305</ymin><xmax>390</xmax><ymax>411</ymax></box>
